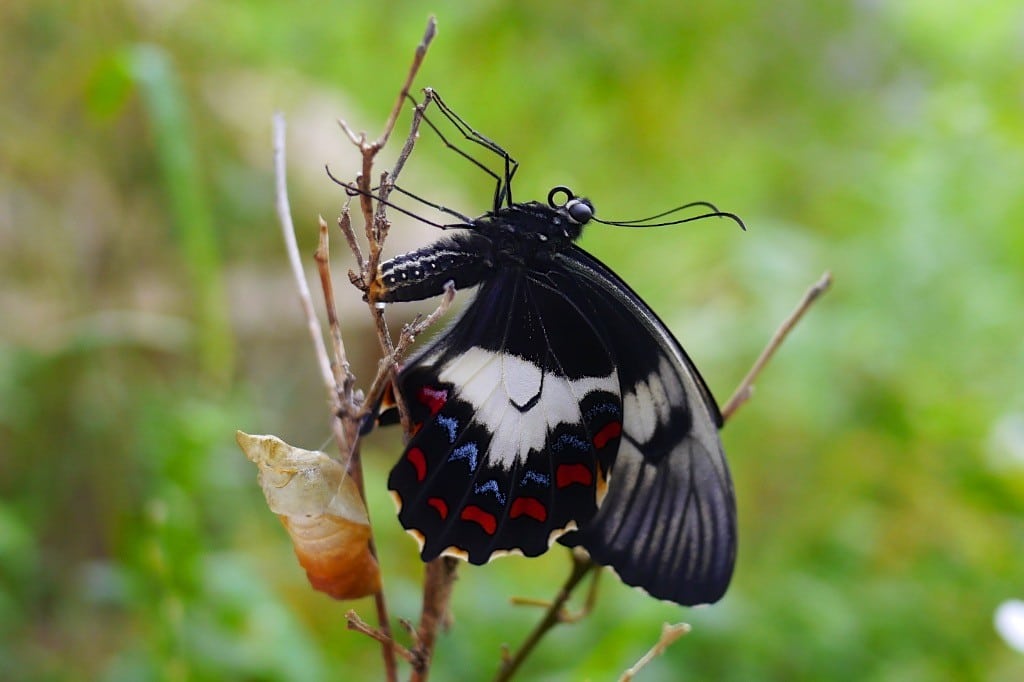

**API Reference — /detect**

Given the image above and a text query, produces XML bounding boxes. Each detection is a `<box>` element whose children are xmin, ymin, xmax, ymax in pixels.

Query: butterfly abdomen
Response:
<box><xmin>372</xmin><ymin>232</ymin><xmax>494</xmax><ymax>303</ymax></box>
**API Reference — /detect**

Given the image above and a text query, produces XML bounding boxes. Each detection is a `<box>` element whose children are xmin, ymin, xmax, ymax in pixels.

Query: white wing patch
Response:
<box><xmin>502</xmin><ymin>351</ymin><xmax>543</xmax><ymax>407</ymax></box>
<box><xmin>439</xmin><ymin>347</ymin><xmax>617</xmax><ymax>470</ymax></box>
<box><xmin>622</xmin><ymin>357</ymin><xmax>682</xmax><ymax>443</ymax></box>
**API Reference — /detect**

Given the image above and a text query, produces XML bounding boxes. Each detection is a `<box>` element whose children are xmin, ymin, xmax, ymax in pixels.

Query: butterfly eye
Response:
<box><xmin>566</xmin><ymin>199</ymin><xmax>594</xmax><ymax>225</ymax></box>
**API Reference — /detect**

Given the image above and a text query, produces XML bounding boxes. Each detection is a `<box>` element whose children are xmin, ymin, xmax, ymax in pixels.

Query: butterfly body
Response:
<box><xmin>375</xmin><ymin>186</ymin><xmax>737</xmax><ymax>606</ymax></box>
<box><xmin>372</xmin><ymin>200</ymin><xmax>584</xmax><ymax>303</ymax></box>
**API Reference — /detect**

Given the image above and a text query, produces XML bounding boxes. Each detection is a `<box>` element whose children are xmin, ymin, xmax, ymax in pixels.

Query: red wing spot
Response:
<box><xmin>556</xmin><ymin>463</ymin><xmax>593</xmax><ymax>488</ymax></box>
<box><xmin>509</xmin><ymin>497</ymin><xmax>548</xmax><ymax>522</ymax></box>
<box><xmin>460</xmin><ymin>505</ymin><xmax>497</xmax><ymax>535</ymax></box>
<box><xmin>406</xmin><ymin>447</ymin><xmax>427</xmax><ymax>482</ymax></box>
<box><xmin>417</xmin><ymin>386</ymin><xmax>449</xmax><ymax>416</ymax></box>
<box><xmin>592</xmin><ymin>421</ymin><xmax>622</xmax><ymax>449</ymax></box>
<box><xmin>427</xmin><ymin>497</ymin><xmax>448</xmax><ymax>520</ymax></box>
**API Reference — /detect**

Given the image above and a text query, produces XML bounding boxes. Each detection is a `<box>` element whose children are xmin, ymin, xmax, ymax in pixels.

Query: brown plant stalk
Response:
<box><xmin>273</xmin><ymin>112</ymin><xmax>396</xmax><ymax>680</ymax></box>
<box><xmin>276</xmin><ymin>16</ymin><xmax>468</xmax><ymax>682</ymax></box>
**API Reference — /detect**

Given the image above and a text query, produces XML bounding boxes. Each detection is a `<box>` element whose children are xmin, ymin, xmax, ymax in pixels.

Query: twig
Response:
<box><xmin>411</xmin><ymin>557</ymin><xmax>459</xmax><ymax>682</ymax></box>
<box><xmin>273</xmin><ymin>114</ymin><xmax>338</xmax><ymax>412</ymax></box>
<box><xmin>332</xmin><ymin>17</ymin><xmax>459</xmax><ymax>682</ymax></box>
<box><xmin>508</xmin><ymin>565</ymin><xmax>600</xmax><ymax>624</ymax></box>
<box><xmin>346</xmin><ymin>610</ymin><xmax>417</xmax><ymax>665</ymax></box>
<box><xmin>618</xmin><ymin>623</ymin><xmax>692</xmax><ymax>682</ymax></box>
<box><xmin>315</xmin><ymin>217</ymin><xmax>356</xmax><ymax>414</ymax></box>
<box><xmin>274</xmin><ymin>114</ymin><xmax>398</xmax><ymax>682</ymax></box>
<box><xmin>389</xmin><ymin>88</ymin><xmax>437</xmax><ymax>190</ymax></box>
<box><xmin>358</xmin><ymin>281</ymin><xmax>457</xmax><ymax>424</ymax></box>
<box><xmin>314</xmin><ymin>218</ymin><xmax>398</xmax><ymax>676</ymax></box>
<box><xmin>396</xmin><ymin>281</ymin><xmax>457</xmax><ymax>356</ymax></box>
<box><xmin>337</xmin><ymin>206</ymin><xmax>367</xmax><ymax>287</ymax></box>
<box><xmin>494</xmin><ymin>551</ymin><xmax>595</xmax><ymax>682</ymax></box>
<box><xmin>721</xmin><ymin>270</ymin><xmax>833</xmax><ymax>423</ymax></box>
<box><xmin>376</xmin><ymin>18</ymin><xmax>436</xmax><ymax>151</ymax></box>
<box><xmin>342</xmin><ymin>19</ymin><xmax>438</xmax><ymax>439</ymax></box>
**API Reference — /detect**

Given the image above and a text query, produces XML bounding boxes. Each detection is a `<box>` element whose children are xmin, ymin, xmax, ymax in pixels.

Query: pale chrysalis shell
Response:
<box><xmin>236</xmin><ymin>431</ymin><xmax>381</xmax><ymax>600</ymax></box>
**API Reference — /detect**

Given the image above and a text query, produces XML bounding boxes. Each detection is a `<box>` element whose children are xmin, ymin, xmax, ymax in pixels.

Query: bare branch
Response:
<box><xmin>411</xmin><ymin>557</ymin><xmax>459</xmax><ymax>682</ymax></box>
<box><xmin>273</xmin><ymin>114</ymin><xmax>338</xmax><ymax>412</ymax></box>
<box><xmin>315</xmin><ymin>216</ymin><xmax>356</xmax><ymax>408</ymax></box>
<box><xmin>618</xmin><ymin>623</ymin><xmax>691</xmax><ymax>682</ymax></box>
<box><xmin>358</xmin><ymin>281</ymin><xmax>457</xmax><ymax>426</ymax></box>
<box><xmin>336</xmin><ymin>205</ymin><xmax>366</xmax><ymax>284</ymax></box>
<box><xmin>375</xmin><ymin>16</ymin><xmax>437</xmax><ymax>150</ymax></box>
<box><xmin>721</xmin><ymin>270</ymin><xmax>832</xmax><ymax>423</ymax></box>
<box><xmin>495</xmin><ymin>551</ymin><xmax>595</xmax><ymax>682</ymax></box>
<box><xmin>390</xmin><ymin>88</ymin><xmax>437</xmax><ymax>188</ymax></box>
<box><xmin>509</xmin><ymin>564</ymin><xmax>601</xmax><ymax>624</ymax></box>
<box><xmin>397</xmin><ymin>281</ymin><xmax>456</xmax><ymax>354</ymax></box>
<box><xmin>337</xmin><ymin>118</ymin><xmax>364</xmax><ymax>147</ymax></box>
<box><xmin>326</xmin><ymin>18</ymin><xmax>455</xmax><ymax>682</ymax></box>
<box><xmin>346</xmin><ymin>610</ymin><xmax>417</xmax><ymax>665</ymax></box>
<box><xmin>275</xmin><ymin>113</ymin><xmax>398</xmax><ymax>682</ymax></box>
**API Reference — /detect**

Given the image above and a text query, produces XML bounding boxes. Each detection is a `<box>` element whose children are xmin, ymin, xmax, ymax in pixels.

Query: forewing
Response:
<box><xmin>556</xmin><ymin>246</ymin><xmax>737</xmax><ymax>606</ymax></box>
<box><xmin>388</xmin><ymin>270</ymin><xmax>624</xmax><ymax>564</ymax></box>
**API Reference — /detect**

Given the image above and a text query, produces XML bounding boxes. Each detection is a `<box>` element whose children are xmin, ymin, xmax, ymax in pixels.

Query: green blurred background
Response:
<box><xmin>3</xmin><ymin>1</ymin><xmax>1024</xmax><ymax>680</ymax></box>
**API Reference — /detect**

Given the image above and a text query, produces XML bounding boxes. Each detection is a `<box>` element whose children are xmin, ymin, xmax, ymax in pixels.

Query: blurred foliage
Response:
<box><xmin>3</xmin><ymin>0</ymin><xmax>1024</xmax><ymax>680</ymax></box>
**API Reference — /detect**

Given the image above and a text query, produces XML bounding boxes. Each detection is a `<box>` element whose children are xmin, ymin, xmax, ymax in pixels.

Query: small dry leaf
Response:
<box><xmin>236</xmin><ymin>431</ymin><xmax>381</xmax><ymax>600</ymax></box>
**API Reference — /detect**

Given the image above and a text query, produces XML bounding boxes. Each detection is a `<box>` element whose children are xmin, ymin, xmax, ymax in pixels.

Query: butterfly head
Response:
<box><xmin>474</xmin><ymin>186</ymin><xmax>594</xmax><ymax>250</ymax></box>
<box><xmin>548</xmin><ymin>185</ymin><xmax>594</xmax><ymax>227</ymax></box>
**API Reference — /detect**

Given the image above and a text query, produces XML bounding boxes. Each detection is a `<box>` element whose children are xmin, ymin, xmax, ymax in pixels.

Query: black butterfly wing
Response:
<box><xmin>388</xmin><ymin>268</ymin><xmax>625</xmax><ymax>564</ymax></box>
<box><xmin>555</xmin><ymin>246</ymin><xmax>737</xmax><ymax>606</ymax></box>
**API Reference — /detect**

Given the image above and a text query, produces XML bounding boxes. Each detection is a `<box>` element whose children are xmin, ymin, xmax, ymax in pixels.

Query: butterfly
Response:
<box><xmin>362</xmin><ymin>91</ymin><xmax>739</xmax><ymax>606</ymax></box>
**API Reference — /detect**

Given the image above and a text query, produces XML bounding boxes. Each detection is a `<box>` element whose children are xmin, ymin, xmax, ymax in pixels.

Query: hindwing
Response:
<box><xmin>387</xmin><ymin>270</ymin><xmax>625</xmax><ymax>564</ymax></box>
<box><xmin>554</xmin><ymin>246</ymin><xmax>736</xmax><ymax>606</ymax></box>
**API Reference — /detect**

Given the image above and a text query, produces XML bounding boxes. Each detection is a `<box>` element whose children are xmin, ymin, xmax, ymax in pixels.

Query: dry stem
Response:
<box><xmin>508</xmin><ymin>561</ymin><xmax>600</xmax><ymax>624</ymax></box>
<box><xmin>273</xmin><ymin>114</ymin><xmax>342</xmax><ymax>413</ymax></box>
<box><xmin>411</xmin><ymin>557</ymin><xmax>460</xmax><ymax>681</ymax></box>
<box><xmin>721</xmin><ymin>270</ymin><xmax>833</xmax><ymax>422</ymax></box>
<box><xmin>495</xmin><ymin>552</ymin><xmax>595</xmax><ymax>682</ymax></box>
<box><xmin>347</xmin><ymin>610</ymin><xmax>417</xmax><ymax>665</ymax></box>
<box><xmin>328</xmin><ymin>17</ymin><xmax>463</xmax><ymax>682</ymax></box>
<box><xmin>618</xmin><ymin>623</ymin><xmax>692</xmax><ymax>681</ymax></box>
<box><xmin>273</xmin><ymin>113</ymin><xmax>398</xmax><ymax>681</ymax></box>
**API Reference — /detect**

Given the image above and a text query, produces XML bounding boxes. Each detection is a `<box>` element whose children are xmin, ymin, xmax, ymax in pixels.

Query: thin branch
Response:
<box><xmin>330</xmin><ymin>17</ymin><xmax>456</xmax><ymax>682</ymax></box>
<box><xmin>721</xmin><ymin>270</ymin><xmax>833</xmax><ymax>423</ymax></box>
<box><xmin>274</xmin><ymin>114</ymin><xmax>398</xmax><ymax>682</ymax></box>
<box><xmin>315</xmin><ymin>217</ymin><xmax>356</xmax><ymax>411</ymax></box>
<box><xmin>411</xmin><ymin>557</ymin><xmax>459</xmax><ymax>682</ymax></box>
<box><xmin>346</xmin><ymin>610</ymin><xmax>417</xmax><ymax>665</ymax></box>
<box><xmin>389</xmin><ymin>88</ymin><xmax>437</xmax><ymax>190</ymax></box>
<box><xmin>494</xmin><ymin>551</ymin><xmax>595</xmax><ymax>682</ymax></box>
<box><xmin>396</xmin><ymin>281</ymin><xmax>457</xmax><ymax>356</ymax></box>
<box><xmin>358</xmin><ymin>281</ymin><xmax>457</xmax><ymax>425</ymax></box>
<box><xmin>273</xmin><ymin>114</ymin><xmax>338</xmax><ymax>412</ymax></box>
<box><xmin>343</xmin><ymin>25</ymin><xmax>439</xmax><ymax>435</ymax></box>
<box><xmin>508</xmin><ymin>564</ymin><xmax>601</xmax><ymax>624</ymax></box>
<box><xmin>337</xmin><ymin>205</ymin><xmax>367</xmax><ymax>288</ymax></box>
<box><xmin>375</xmin><ymin>17</ymin><xmax>437</xmax><ymax>151</ymax></box>
<box><xmin>618</xmin><ymin>623</ymin><xmax>691</xmax><ymax>682</ymax></box>
<box><xmin>370</xmin><ymin>307</ymin><xmax>409</xmax><ymax>429</ymax></box>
